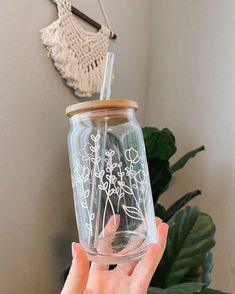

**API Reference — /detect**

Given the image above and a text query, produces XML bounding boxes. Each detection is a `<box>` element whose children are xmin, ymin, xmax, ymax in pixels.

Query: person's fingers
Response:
<box><xmin>156</xmin><ymin>217</ymin><xmax>163</xmax><ymax>226</ymax></box>
<box><xmin>91</xmin><ymin>215</ymin><xmax>120</xmax><ymax>272</ymax></box>
<box><xmin>61</xmin><ymin>243</ymin><xmax>89</xmax><ymax>294</ymax></box>
<box><xmin>115</xmin><ymin>259</ymin><xmax>139</xmax><ymax>276</ymax></box>
<box><xmin>115</xmin><ymin>217</ymin><xmax>163</xmax><ymax>275</ymax></box>
<box><xmin>131</xmin><ymin>222</ymin><xmax>169</xmax><ymax>291</ymax></box>
<box><xmin>90</xmin><ymin>261</ymin><xmax>109</xmax><ymax>272</ymax></box>
<box><xmin>115</xmin><ymin>222</ymin><xmax>145</xmax><ymax>275</ymax></box>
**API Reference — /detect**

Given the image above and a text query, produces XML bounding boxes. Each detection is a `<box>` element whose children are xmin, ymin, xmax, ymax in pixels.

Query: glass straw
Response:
<box><xmin>100</xmin><ymin>52</ymin><xmax>115</xmax><ymax>100</ymax></box>
<box><xmin>90</xmin><ymin>52</ymin><xmax>115</xmax><ymax>246</ymax></box>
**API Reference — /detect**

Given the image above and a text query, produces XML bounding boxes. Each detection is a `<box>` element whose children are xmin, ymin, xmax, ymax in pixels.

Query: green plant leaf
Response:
<box><xmin>164</xmin><ymin>190</ymin><xmax>202</xmax><ymax>221</ymax></box>
<box><xmin>170</xmin><ymin>146</ymin><xmax>205</xmax><ymax>174</ymax></box>
<box><xmin>147</xmin><ymin>157</ymin><xmax>172</xmax><ymax>202</ymax></box>
<box><xmin>143</xmin><ymin>127</ymin><xmax>176</xmax><ymax>201</ymax></box>
<box><xmin>152</xmin><ymin>206</ymin><xmax>216</xmax><ymax>288</ymax></box>
<box><xmin>201</xmin><ymin>252</ymin><xmax>213</xmax><ymax>286</ymax></box>
<box><xmin>148</xmin><ymin>283</ymin><xmax>203</xmax><ymax>294</ymax></box>
<box><xmin>143</xmin><ymin>127</ymin><xmax>177</xmax><ymax>160</ymax></box>
<box><xmin>155</xmin><ymin>203</ymin><xmax>167</xmax><ymax>219</ymax></box>
<box><xmin>181</xmin><ymin>252</ymin><xmax>213</xmax><ymax>286</ymax></box>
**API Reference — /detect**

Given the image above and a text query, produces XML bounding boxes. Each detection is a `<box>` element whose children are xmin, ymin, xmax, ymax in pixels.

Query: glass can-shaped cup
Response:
<box><xmin>66</xmin><ymin>99</ymin><xmax>158</xmax><ymax>264</ymax></box>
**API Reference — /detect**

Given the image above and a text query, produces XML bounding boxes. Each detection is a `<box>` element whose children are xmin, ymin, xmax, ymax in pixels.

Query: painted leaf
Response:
<box><xmin>90</xmin><ymin>157</ymin><xmax>97</xmax><ymax>164</ymax></box>
<box><xmin>135</xmin><ymin>169</ymin><xmax>146</xmax><ymax>183</ymax></box>
<box><xmin>98</xmin><ymin>182</ymin><xmax>108</xmax><ymax>190</ymax></box>
<box><xmin>112</xmin><ymin>175</ymin><xmax>117</xmax><ymax>183</ymax></box>
<box><xmin>95</xmin><ymin>170</ymin><xmax>104</xmax><ymax>178</ymax></box>
<box><xmin>90</xmin><ymin>134</ymin><xmax>97</xmax><ymax>141</ymax></box>
<box><xmin>117</xmin><ymin>171</ymin><xmax>125</xmax><ymax>177</ymax></box>
<box><xmin>121</xmin><ymin>184</ymin><xmax>132</xmax><ymax>195</ymax></box>
<box><xmin>90</xmin><ymin>146</ymin><xmax>95</xmax><ymax>152</ymax></box>
<box><xmin>96</xmin><ymin>157</ymin><xmax>101</xmax><ymax>163</ymax></box>
<box><xmin>90</xmin><ymin>213</ymin><xmax>95</xmax><ymax>220</ymax></box>
<box><xmin>108</xmin><ymin>188</ymin><xmax>115</xmax><ymax>196</ymax></box>
<box><xmin>81</xmin><ymin>201</ymin><xmax>88</xmax><ymax>208</ymax></box>
<box><xmin>122</xmin><ymin>205</ymin><xmax>143</xmax><ymax>220</ymax></box>
<box><xmin>85</xmin><ymin>223</ymin><xmax>92</xmax><ymax>232</ymax></box>
<box><xmin>84</xmin><ymin>190</ymin><xmax>89</xmax><ymax>198</ymax></box>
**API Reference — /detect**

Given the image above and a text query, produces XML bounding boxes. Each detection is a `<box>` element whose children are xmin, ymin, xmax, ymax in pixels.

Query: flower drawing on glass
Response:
<box><xmin>74</xmin><ymin>163</ymin><xmax>90</xmax><ymax>182</ymax></box>
<box><xmin>125</xmin><ymin>147</ymin><xmax>140</xmax><ymax>163</ymax></box>
<box><xmin>71</xmin><ymin>132</ymin><xmax>148</xmax><ymax>236</ymax></box>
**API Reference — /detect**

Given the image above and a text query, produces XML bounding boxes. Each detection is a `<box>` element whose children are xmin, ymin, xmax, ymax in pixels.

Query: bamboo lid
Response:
<box><xmin>66</xmin><ymin>99</ymin><xmax>138</xmax><ymax>117</ymax></box>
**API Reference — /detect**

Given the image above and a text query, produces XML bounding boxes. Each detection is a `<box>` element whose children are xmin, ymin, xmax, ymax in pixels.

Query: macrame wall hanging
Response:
<box><xmin>40</xmin><ymin>0</ymin><xmax>116</xmax><ymax>97</ymax></box>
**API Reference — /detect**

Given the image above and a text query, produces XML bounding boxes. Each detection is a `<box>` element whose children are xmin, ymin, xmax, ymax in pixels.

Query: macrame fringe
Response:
<box><xmin>40</xmin><ymin>19</ymin><xmax>106</xmax><ymax>97</ymax></box>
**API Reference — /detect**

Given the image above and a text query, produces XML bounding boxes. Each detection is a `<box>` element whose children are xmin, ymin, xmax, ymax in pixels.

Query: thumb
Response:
<box><xmin>61</xmin><ymin>243</ymin><xmax>89</xmax><ymax>294</ymax></box>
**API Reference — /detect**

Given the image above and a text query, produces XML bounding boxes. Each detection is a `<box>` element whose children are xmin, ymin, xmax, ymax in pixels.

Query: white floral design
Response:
<box><xmin>74</xmin><ymin>163</ymin><xmax>90</xmax><ymax>182</ymax></box>
<box><xmin>71</xmin><ymin>133</ymin><xmax>148</xmax><ymax>236</ymax></box>
<box><xmin>125</xmin><ymin>147</ymin><xmax>140</xmax><ymax>163</ymax></box>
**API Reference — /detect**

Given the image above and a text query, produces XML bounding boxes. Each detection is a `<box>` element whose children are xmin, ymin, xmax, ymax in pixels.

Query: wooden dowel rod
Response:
<box><xmin>71</xmin><ymin>6</ymin><xmax>117</xmax><ymax>40</ymax></box>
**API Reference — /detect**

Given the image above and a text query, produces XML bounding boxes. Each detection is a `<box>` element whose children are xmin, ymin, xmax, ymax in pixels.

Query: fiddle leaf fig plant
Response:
<box><xmin>154</xmin><ymin>206</ymin><xmax>216</xmax><ymax>288</ymax></box>
<box><xmin>143</xmin><ymin>127</ymin><xmax>229</xmax><ymax>294</ymax></box>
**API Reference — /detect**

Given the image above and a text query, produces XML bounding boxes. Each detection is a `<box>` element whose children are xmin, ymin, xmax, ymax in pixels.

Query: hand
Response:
<box><xmin>61</xmin><ymin>218</ymin><xmax>168</xmax><ymax>294</ymax></box>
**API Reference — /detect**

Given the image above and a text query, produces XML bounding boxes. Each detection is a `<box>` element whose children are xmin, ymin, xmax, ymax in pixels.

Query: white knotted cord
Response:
<box><xmin>98</xmin><ymin>0</ymin><xmax>113</xmax><ymax>31</ymax></box>
<box><xmin>40</xmin><ymin>0</ymin><xmax>111</xmax><ymax>97</ymax></box>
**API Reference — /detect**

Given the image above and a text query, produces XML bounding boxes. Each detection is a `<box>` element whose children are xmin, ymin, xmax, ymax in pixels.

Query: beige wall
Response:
<box><xmin>0</xmin><ymin>1</ymin><xmax>150</xmax><ymax>293</ymax></box>
<box><xmin>1</xmin><ymin>0</ymin><xmax>234</xmax><ymax>293</ymax></box>
<box><xmin>145</xmin><ymin>0</ymin><xmax>235</xmax><ymax>292</ymax></box>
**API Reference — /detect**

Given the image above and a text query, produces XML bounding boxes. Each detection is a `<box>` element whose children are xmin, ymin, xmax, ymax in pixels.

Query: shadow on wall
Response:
<box><xmin>52</xmin><ymin>232</ymin><xmax>73</xmax><ymax>286</ymax></box>
<box><xmin>37</xmin><ymin>147</ymin><xmax>77</xmax><ymax>291</ymax></box>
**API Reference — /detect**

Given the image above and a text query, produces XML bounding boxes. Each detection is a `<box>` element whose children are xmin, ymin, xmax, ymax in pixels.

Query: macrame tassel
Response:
<box><xmin>40</xmin><ymin>0</ymin><xmax>110</xmax><ymax>97</ymax></box>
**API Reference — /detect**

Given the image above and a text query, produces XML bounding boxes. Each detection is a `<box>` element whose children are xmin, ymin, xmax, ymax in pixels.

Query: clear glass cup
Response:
<box><xmin>66</xmin><ymin>99</ymin><xmax>158</xmax><ymax>264</ymax></box>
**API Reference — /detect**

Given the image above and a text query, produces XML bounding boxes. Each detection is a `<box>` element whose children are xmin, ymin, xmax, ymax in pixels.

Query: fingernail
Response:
<box><xmin>156</xmin><ymin>217</ymin><xmax>163</xmax><ymax>224</ymax></box>
<box><xmin>71</xmin><ymin>242</ymin><xmax>76</xmax><ymax>260</ymax></box>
